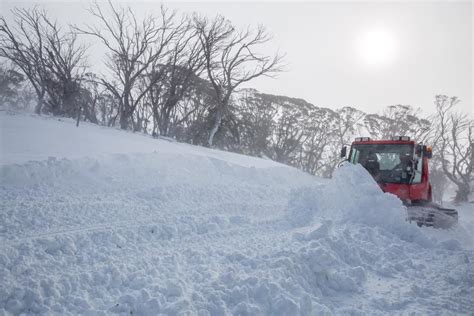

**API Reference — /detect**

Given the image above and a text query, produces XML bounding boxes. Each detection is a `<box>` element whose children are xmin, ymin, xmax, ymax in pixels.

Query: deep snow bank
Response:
<box><xmin>1</xmin><ymin>110</ymin><xmax>473</xmax><ymax>315</ymax></box>
<box><xmin>287</xmin><ymin>164</ymin><xmax>438</xmax><ymax>246</ymax></box>
<box><xmin>283</xmin><ymin>165</ymin><xmax>474</xmax><ymax>314</ymax></box>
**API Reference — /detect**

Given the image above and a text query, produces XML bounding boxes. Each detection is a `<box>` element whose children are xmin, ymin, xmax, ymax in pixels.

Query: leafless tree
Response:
<box><xmin>41</xmin><ymin>17</ymin><xmax>87</xmax><ymax>116</ymax></box>
<box><xmin>1</xmin><ymin>7</ymin><xmax>49</xmax><ymax>114</ymax></box>
<box><xmin>326</xmin><ymin>106</ymin><xmax>365</xmax><ymax>174</ymax></box>
<box><xmin>364</xmin><ymin>105</ymin><xmax>431</xmax><ymax>140</ymax></box>
<box><xmin>298</xmin><ymin>107</ymin><xmax>338</xmax><ymax>176</ymax></box>
<box><xmin>336</xmin><ymin>107</ymin><xmax>366</xmax><ymax>144</ymax></box>
<box><xmin>75</xmin><ymin>73</ymin><xmax>105</xmax><ymax>125</ymax></box>
<box><xmin>0</xmin><ymin>63</ymin><xmax>24</xmax><ymax>106</ymax></box>
<box><xmin>271</xmin><ymin>101</ymin><xmax>308</xmax><ymax>164</ymax></box>
<box><xmin>235</xmin><ymin>89</ymin><xmax>278</xmax><ymax>157</ymax></box>
<box><xmin>193</xmin><ymin>15</ymin><xmax>284</xmax><ymax>147</ymax></box>
<box><xmin>432</xmin><ymin>95</ymin><xmax>473</xmax><ymax>202</ymax></box>
<box><xmin>1</xmin><ymin>7</ymin><xmax>87</xmax><ymax>116</ymax></box>
<box><xmin>172</xmin><ymin>80</ymin><xmax>216</xmax><ymax>144</ymax></box>
<box><xmin>383</xmin><ymin>105</ymin><xmax>431</xmax><ymax>141</ymax></box>
<box><xmin>144</xmin><ymin>21</ymin><xmax>205</xmax><ymax>136</ymax></box>
<box><xmin>75</xmin><ymin>1</ymin><xmax>180</xmax><ymax>130</ymax></box>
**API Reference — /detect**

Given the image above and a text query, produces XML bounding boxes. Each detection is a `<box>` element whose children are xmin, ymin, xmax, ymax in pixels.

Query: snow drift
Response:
<box><xmin>1</xmin><ymin>110</ymin><xmax>473</xmax><ymax>315</ymax></box>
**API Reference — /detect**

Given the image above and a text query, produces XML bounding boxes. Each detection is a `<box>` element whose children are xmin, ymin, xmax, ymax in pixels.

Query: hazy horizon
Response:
<box><xmin>2</xmin><ymin>1</ymin><xmax>472</xmax><ymax>115</ymax></box>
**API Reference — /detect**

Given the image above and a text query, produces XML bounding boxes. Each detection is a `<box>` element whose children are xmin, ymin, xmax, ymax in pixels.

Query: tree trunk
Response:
<box><xmin>83</xmin><ymin>106</ymin><xmax>98</xmax><ymax>124</ymax></box>
<box><xmin>120</xmin><ymin>96</ymin><xmax>132</xmax><ymax>130</ymax></box>
<box><xmin>159</xmin><ymin>110</ymin><xmax>171</xmax><ymax>137</ymax></box>
<box><xmin>34</xmin><ymin>96</ymin><xmax>44</xmax><ymax>114</ymax></box>
<box><xmin>119</xmin><ymin>109</ymin><xmax>129</xmax><ymax>130</ymax></box>
<box><xmin>454</xmin><ymin>183</ymin><xmax>470</xmax><ymax>203</ymax></box>
<box><xmin>133</xmin><ymin>116</ymin><xmax>142</xmax><ymax>132</ymax></box>
<box><xmin>208</xmin><ymin>111</ymin><xmax>222</xmax><ymax>147</ymax></box>
<box><xmin>76</xmin><ymin>106</ymin><xmax>81</xmax><ymax>127</ymax></box>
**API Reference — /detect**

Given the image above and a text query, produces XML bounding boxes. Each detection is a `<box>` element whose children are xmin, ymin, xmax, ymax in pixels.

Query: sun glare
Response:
<box><xmin>357</xmin><ymin>29</ymin><xmax>397</xmax><ymax>66</ymax></box>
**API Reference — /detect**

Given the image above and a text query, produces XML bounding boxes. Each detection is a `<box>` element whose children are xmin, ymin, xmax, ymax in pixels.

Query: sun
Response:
<box><xmin>357</xmin><ymin>29</ymin><xmax>397</xmax><ymax>66</ymax></box>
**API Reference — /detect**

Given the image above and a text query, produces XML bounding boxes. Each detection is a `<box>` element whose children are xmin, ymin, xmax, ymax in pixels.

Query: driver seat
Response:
<box><xmin>364</xmin><ymin>153</ymin><xmax>380</xmax><ymax>180</ymax></box>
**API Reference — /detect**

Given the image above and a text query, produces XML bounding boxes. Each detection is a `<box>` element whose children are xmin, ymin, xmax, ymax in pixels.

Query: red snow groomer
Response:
<box><xmin>341</xmin><ymin>136</ymin><xmax>458</xmax><ymax>228</ymax></box>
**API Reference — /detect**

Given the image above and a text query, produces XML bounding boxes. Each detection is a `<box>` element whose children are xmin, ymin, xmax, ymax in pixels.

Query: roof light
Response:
<box><xmin>391</xmin><ymin>136</ymin><xmax>410</xmax><ymax>141</ymax></box>
<box><xmin>354</xmin><ymin>137</ymin><xmax>371</xmax><ymax>142</ymax></box>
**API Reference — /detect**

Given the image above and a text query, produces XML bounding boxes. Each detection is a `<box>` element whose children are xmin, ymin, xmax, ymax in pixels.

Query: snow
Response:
<box><xmin>1</xmin><ymin>109</ymin><xmax>473</xmax><ymax>315</ymax></box>
<box><xmin>0</xmin><ymin>111</ymin><xmax>279</xmax><ymax>169</ymax></box>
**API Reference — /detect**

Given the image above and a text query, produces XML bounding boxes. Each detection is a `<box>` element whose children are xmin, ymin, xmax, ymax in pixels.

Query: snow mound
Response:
<box><xmin>286</xmin><ymin>164</ymin><xmax>433</xmax><ymax>246</ymax></box>
<box><xmin>1</xmin><ymin>111</ymin><xmax>473</xmax><ymax>315</ymax></box>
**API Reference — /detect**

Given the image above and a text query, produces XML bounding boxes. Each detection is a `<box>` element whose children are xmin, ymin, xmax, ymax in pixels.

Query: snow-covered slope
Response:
<box><xmin>1</xmin><ymin>110</ymin><xmax>473</xmax><ymax>315</ymax></box>
<box><xmin>0</xmin><ymin>111</ymin><xmax>279</xmax><ymax>168</ymax></box>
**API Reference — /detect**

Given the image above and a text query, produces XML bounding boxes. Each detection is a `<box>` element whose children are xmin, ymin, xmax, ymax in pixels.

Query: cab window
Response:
<box><xmin>349</xmin><ymin>144</ymin><xmax>422</xmax><ymax>184</ymax></box>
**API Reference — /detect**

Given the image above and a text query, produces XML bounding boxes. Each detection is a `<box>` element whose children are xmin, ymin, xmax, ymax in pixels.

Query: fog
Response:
<box><xmin>2</xmin><ymin>0</ymin><xmax>472</xmax><ymax>115</ymax></box>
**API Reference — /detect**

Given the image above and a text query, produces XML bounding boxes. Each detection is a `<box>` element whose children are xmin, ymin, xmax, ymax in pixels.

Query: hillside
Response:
<box><xmin>0</xmin><ymin>109</ymin><xmax>473</xmax><ymax>315</ymax></box>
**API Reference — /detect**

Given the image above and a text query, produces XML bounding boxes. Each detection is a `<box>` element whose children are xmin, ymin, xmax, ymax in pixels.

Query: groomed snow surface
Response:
<box><xmin>1</xmin><ymin>110</ymin><xmax>473</xmax><ymax>315</ymax></box>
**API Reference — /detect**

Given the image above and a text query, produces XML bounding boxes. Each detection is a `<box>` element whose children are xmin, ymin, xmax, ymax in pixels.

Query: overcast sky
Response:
<box><xmin>2</xmin><ymin>1</ymin><xmax>472</xmax><ymax>115</ymax></box>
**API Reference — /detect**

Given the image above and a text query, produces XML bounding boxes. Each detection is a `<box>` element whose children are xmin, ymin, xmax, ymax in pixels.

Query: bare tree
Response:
<box><xmin>144</xmin><ymin>20</ymin><xmax>205</xmax><ymax>136</ymax></box>
<box><xmin>326</xmin><ymin>106</ymin><xmax>366</xmax><ymax>174</ymax></box>
<box><xmin>75</xmin><ymin>72</ymin><xmax>105</xmax><ymax>125</ymax></box>
<box><xmin>298</xmin><ymin>107</ymin><xmax>338</xmax><ymax>176</ymax></box>
<box><xmin>432</xmin><ymin>95</ymin><xmax>473</xmax><ymax>202</ymax></box>
<box><xmin>364</xmin><ymin>105</ymin><xmax>431</xmax><ymax>140</ymax></box>
<box><xmin>172</xmin><ymin>78</ymin><xmax>216</xmax><ymax>145</ymax></box>
<box><xmin>0</xmin><ymin>63</ymin><xmax>24</xmax><ymax>106</ymax></box>
<box><xmin>193</xmin><ymin>15</ymin><xmax>283</xmax><ymax>147</ymax></box>
<box><xmin>383</xmin><ymin>105</ymin><xmax>431</xmax><ymax>141</ymax></box>
<box><xmin>41</xmin><ymin>16</ymin><xmax>87</xmax><ymax>116</ymax></box>
<box><xmin>75</xmin><ymin>1</ymin><xmax>180</xmax><ymax>130</ymax></box>
<box><xmin>1</xmin><ymin>7</ymin><xmax>87</xmax><ymax>116</ymax></box>
<box><xmin>336</xmin><ymin>107</ymin><xmax>366</xmax><ymax>144</ymax></box>
<box><xmin>429</xmin><ymin>163</ymin><xmax>449</xmax><ymax>204</ymax></box>
<box><xmin>271</xmin><ymin>101</ymin><xmax>308</xmax><ymax>165</ymax></box>
<box><xmin>0</xmin><ymin>7</ymin><xmax>49</xmax><ymax>114</ymax></box>
<box><xmin>236</xmin><ymin>89</ymin><xmax>278</xmax><ymax>157</ymax></box>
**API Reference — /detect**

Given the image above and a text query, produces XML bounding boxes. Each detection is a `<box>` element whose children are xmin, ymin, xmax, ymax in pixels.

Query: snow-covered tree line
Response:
<box><xmin>1</xmin><ymin>3</ymin><xmax>472</xmax><ymax>202</ymax></box>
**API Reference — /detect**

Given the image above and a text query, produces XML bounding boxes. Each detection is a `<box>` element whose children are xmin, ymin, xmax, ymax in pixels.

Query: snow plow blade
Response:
<box><xmin>407</xmin><ymin>204</ymin><xmax>458</xmax><ymax>229</ymax></box>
